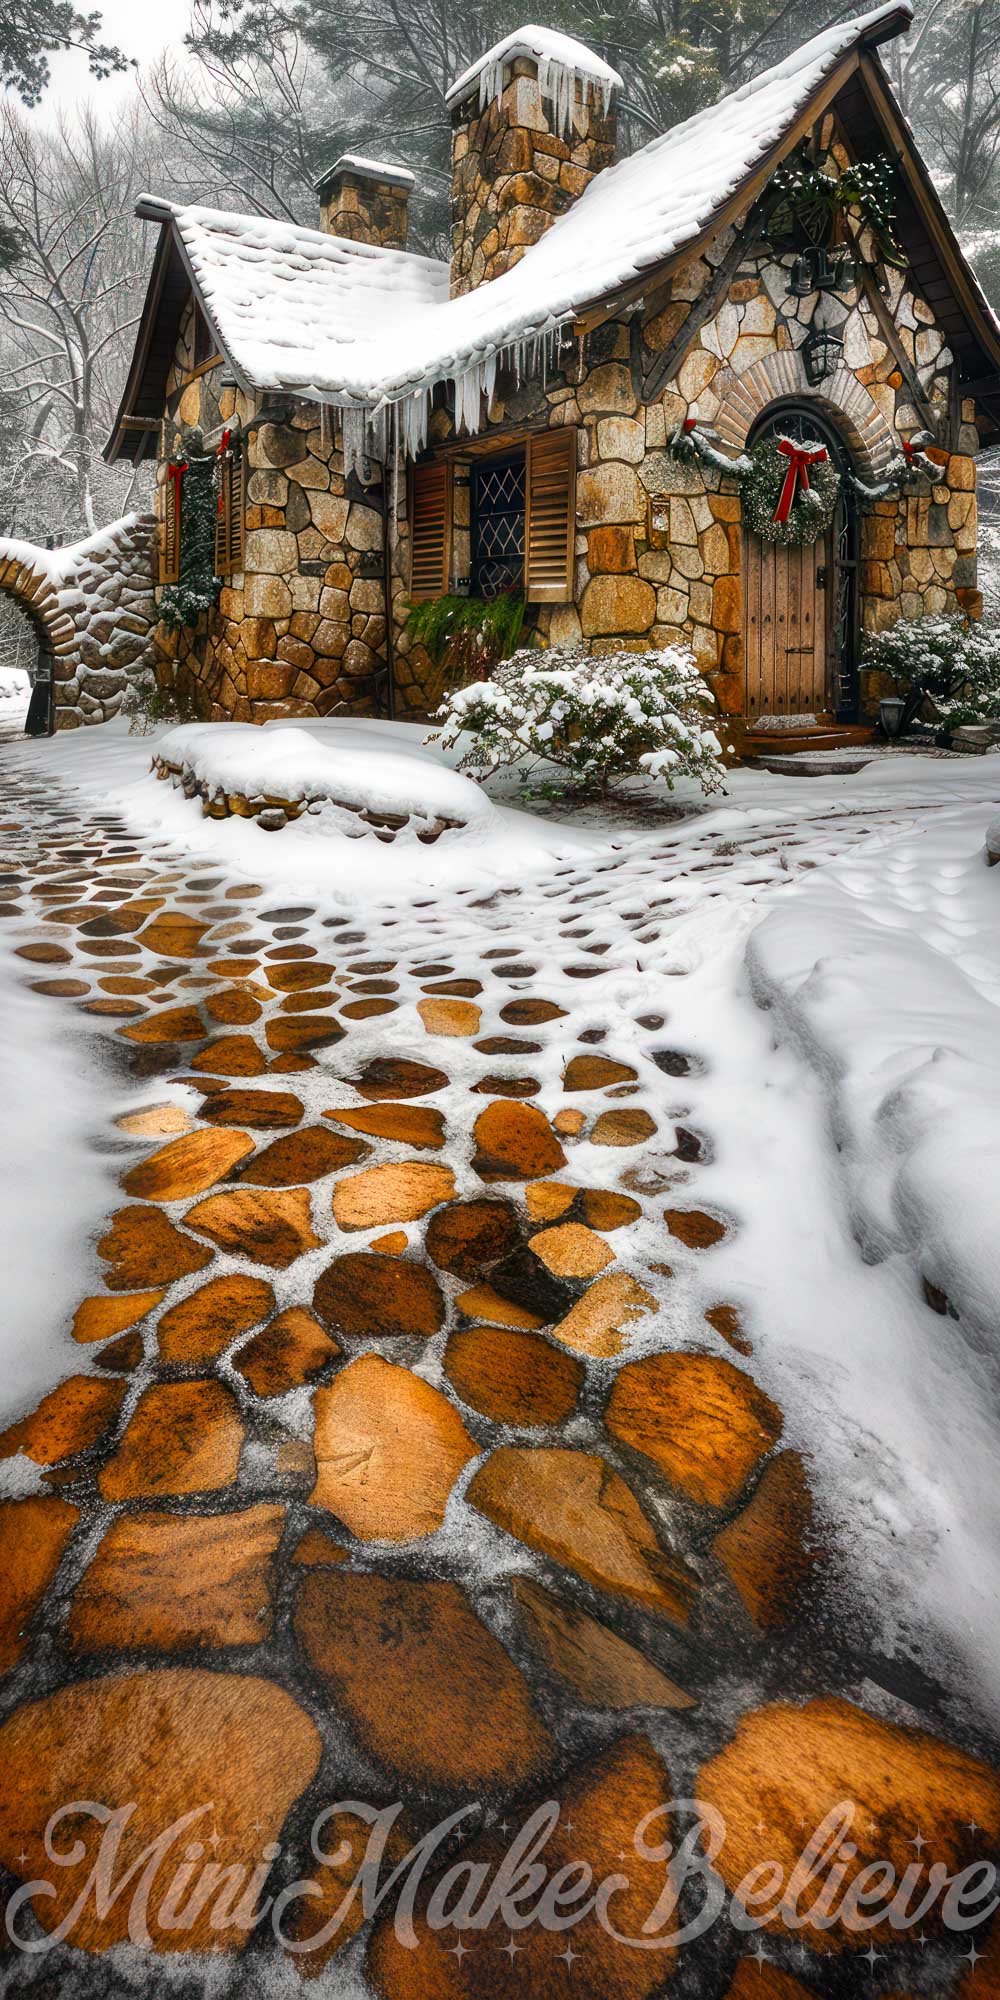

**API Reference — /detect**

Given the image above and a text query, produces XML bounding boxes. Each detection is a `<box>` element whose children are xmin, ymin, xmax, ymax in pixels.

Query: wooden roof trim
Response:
<box><xmin>857</xmin><ymin>51</ymin><xmax>1000</xmax><ymax>380</ymax></box>
<box><xmin>104</xmin><ymin>215</ymin><xmax>252</xmax><ymax>464</ymax></box>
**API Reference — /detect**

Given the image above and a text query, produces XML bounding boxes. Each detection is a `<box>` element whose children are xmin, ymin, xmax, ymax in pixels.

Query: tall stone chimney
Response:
<box><xmin>446</xmin><ymin>27</ymin><xmax>620</xmax><ymax>297</ymax></box>
<box><xmin>314</xmin><ymin>154</ymin><xmax>414</xmax><ymax>250</ymax></box>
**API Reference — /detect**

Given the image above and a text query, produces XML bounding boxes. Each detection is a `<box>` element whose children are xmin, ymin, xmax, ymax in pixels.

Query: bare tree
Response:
<box><xmin>0</xmin><ymin>103</ymin><xmax>155</xmax><ymax>540</ymax></box>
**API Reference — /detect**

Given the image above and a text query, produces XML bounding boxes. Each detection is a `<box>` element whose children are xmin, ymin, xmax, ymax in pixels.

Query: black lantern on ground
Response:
<box><xmin>803</xmin><ymin>324</ymin><xmax>844</xmax><ymax>384</ymax></box>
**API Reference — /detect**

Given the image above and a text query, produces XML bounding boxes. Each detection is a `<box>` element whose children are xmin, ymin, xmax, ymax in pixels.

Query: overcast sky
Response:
<box><xmin>33</xmin><ymin>0</ymin><xmax>192</xmax><ymax>122</ymax></box>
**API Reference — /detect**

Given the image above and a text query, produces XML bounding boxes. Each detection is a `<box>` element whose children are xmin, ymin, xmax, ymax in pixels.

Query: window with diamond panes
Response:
<box><xmin>471</xmin><ymin>454</ymin><xmax>526</xmax><ymax>597</ymax></box>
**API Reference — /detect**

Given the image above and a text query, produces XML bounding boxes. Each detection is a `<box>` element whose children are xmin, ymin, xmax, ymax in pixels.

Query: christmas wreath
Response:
<box><xmin>740</xmin><ymin>436</ymin><xmax>840</xmax><ymax>547</ymax></box>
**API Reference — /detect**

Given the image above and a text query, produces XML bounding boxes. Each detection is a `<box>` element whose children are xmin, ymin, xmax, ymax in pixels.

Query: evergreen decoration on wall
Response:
<box><xmin>848</xmin><ymin>431</ymin><xmax>947</xmax><ymax>498</ymax></box>
<box><xmin>666</xmin><ymin>416</ymin><xmax>750</xmax><ymax>477</ymax></box>
<box><xmin>741</xmin><ymin>437</ymin><xmax>840</xmax><ymax>546</ymax></box>
<box><xmin>767</xmin><ymin>150</ymin><xmax>907</xmax><ymax>269</ymax></box>
<box><xmin>159</xmin><ymin>429</ymin><xmax>222</xmax><ymax>632</ymax></box>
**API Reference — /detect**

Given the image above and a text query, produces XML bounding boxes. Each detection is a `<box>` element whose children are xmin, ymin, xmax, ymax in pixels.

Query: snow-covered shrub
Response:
<box><xmin>432</xmin><ymin>643</ymin><xmax>727</xmax><ymax>796</ymax></box>
<box><xmin>862</xmin><ymin>613</ymin><xmax>1000</xmax><ymax>732</ymax></box>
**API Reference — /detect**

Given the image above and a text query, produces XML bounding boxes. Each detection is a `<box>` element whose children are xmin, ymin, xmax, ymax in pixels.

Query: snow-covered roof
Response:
<box><xmin>446</xmin><ymin>25</ymin><xmax>623</xmax><ymax>123</ymax></box>
<box><xmin>314</xmin><ymin>154</ymin><xmax>416</xmax><ymax>191</ymax></box>
<box><xmin>158</xmin><ymin>3</ymin><xmax>912</xmax><ymax>432</ymax></box>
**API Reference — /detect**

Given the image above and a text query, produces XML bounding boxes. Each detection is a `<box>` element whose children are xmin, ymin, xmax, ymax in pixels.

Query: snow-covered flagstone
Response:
<box><xmin>0</xmin><ymin>725</ymin><xmax>998</xmax><ymax>1992</ymax></box>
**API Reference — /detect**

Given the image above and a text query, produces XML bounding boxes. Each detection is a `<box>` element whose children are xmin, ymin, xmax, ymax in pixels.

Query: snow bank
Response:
<box><xmin>748</xmin><ymin>796</ymin><xmax>1000</xmax><ymax>1333</ymax></box>
<box><xmin>158</xmin><ymin>718</ymin><xmax>493</xmax><ymax>823</ymax></box>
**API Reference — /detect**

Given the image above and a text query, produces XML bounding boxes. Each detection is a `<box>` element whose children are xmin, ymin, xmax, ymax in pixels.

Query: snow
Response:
<box><xmin>149</xmin><ymin>6</ymin><xmax>912</xmax><ymax>438</ymax></box>
<box><xmin>446</xmin><ymin>26</ymin><xmax>622</xmax><ymax>138</ymax></box>
<box><xmin>0</xmin><ymin>666</ymin><xmax>30</xmax><ymax>730</ymax></box>
<box><xmin>159</xmin><ymin>719</ymin><xmax>494</xmax><ymax>822</ymax></box>
<box><xmin>319</xmin><ymin>154</ymin><xmax>416</xmax><ymax>187</ymax></box>
<box><xmin>4</xmin><ymin>720</ymin><xmax>1000</xmax><ymax>1713</ymax></box>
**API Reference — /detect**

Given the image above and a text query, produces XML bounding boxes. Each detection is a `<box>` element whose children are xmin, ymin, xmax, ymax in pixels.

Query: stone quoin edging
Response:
<box><xmin>150</xmin><ymin>752</ymin><xmax>467</xmax><ymax>839</ymax></box>
<box><xmin>0</xmin><ymin>513</ymin><xmax>158</xmax><ymax>729</ymax></box>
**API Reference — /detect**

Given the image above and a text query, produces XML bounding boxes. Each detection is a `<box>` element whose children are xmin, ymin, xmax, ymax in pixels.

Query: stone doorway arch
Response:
<box><xmin>0</xmin><ymin>515</ymin><xmax>157</xmax><ymax>732</ymax></box>
<box><xmin>713</xmin><ymin>348</ymin><xmax>898</xmax><ymax>480</ymax></box>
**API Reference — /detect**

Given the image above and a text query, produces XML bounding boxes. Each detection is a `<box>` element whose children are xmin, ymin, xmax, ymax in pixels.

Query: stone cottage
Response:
<box><xmin>107</xmin><ymin>3</ymin><xmax>1000</xmax><ymax>752</ymax></box>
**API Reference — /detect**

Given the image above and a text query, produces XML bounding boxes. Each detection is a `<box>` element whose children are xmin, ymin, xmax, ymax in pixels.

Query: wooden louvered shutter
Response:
<box><xmin>409</xmin><ymin>462</ymin><xmax>451</xmax><ymax>600</ymax></box>
<box><xmin>159</xmin><ymin>465</ymin><xmax>181</xmax><ymax>585</ymax></box>
<box><xmin>525</xmin><ymin>428</ymin><xmax>576</xmax><ymax>602</ymax></box>
<box><xmin>215</xmin><ymin>444</ymin><xmax>246</xmax><ymax>577</ymax></box>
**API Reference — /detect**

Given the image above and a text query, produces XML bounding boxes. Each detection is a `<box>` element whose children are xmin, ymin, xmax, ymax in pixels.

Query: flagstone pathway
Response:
<box><xmin>0</xmin><ymin>757</ymin><xmax>997</xmax><ymax>1999</ymax></box>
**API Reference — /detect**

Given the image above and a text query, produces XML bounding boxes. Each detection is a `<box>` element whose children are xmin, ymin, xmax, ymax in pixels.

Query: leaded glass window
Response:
<box><xmin>471</xmin><ymin>454</ymin><xmax>526</xmax><ymax>597</ymax></box>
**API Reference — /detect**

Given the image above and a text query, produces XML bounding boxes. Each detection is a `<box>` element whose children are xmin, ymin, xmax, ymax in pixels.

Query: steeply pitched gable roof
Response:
<box><xmin>107</xmin><ymin>3</ymin><xmax>1000</xmax><ymax>460</ymax></box>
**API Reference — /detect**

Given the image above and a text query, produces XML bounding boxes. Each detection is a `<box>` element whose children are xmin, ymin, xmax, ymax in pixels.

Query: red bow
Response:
<box><xmin>683</xmin><ymin>416</ymin><xmax>698</xmax><ymax>433</ymax></box>
<box><xmin>217</xmin><ymin>428</ymin><xmax>232</xmax><ymax>455</ymax></box>
<box><xmin>166</xmin><ymin>460</ymin><xmax>185</xmax><ymax>528</ymax></box>
<box><xmin>773</xmin><ymin>438</ymin><xmax>828</xmax><ymax>524</ymax></box>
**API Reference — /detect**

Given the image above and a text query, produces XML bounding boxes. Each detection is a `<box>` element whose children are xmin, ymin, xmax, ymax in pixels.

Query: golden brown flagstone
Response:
<box><xmin>120</xmin><ymin>1126</ymin><xmax>255</xmax><ymax>1201</ymax></box>
<box><xmin>528</xmin><ymin>1221</ymin><xmax>615</xmax><ymax>1278</ymax></box>
<box><xmin>156</xmin><ymin>1272</ymin><xmax>275</xmax><ymax>1364</ymax></box>
<box><xmin>266</xmin><ymin>1013</ymin><xmax>345</xmax><ymax>1053</ymax></box>
<box><xmin>325</xmin><ymin>1102</ymin><xmax>446</xmax><ymax>1148</ymax></box>
<box><xmin>0</xmin><ymin>1376</ymin><xmax>126</xmax><ymax>1466</ymax></box>
<box><xmin>553</xmin><ymin>1106</ymin><xmax>586</xmax><ymax>1134</ymax></box>
<box><xmin>291</xmin><ymin>1525</ymin><xmax>348</xmax><ymax>1566</ymax></box>
<box><xmin>265</xmin><ymin>960</ymin><xmax>335</xmax><ymax>990</ymax></box>
<box><xmin>455</xmin><ymin>1283</ymin><xmax>544</xmax><ymax>1329</ymax></box>
<box><xmin>713</xmin><ymin>1450</ymin><xmax>816</xmax><ymax>1627</ymax></box>
<box><xmin>83</xmin><ymin>996</ymin><xmax>145</xmax><ymax>1017</ymax></box>
<box><xmin>205</xmin><ymin>985</ymin><xmax>264</xmax><ymax>1025</ymax></box>
<box><xmin>524</xmin><ymin>1179</ymin><xmax>577</xmax><ymax>1220</ymax></box>
<box><xmin>368</xmin><ymin>1733</ymin><xmax>675</xmax><ymax>2000</ymax></box>
<box><xmin>120</xmin><ymin>1003</ymin><xmax>206</xmax><ymax>1044</ymax></box>
<box><xmin>68</xmin><ymin>1502</ymin><xmax>286</xmax><ymax>1652</ymax></box>
<box><xmin>0</xmin><ymin>1497</ymin><xmax>79</xmax><ymax>1672</ymax></box>
<box><xmin>98</xmin><ymin>1379</ymin><xmax>244</xmax><ymax>1500</ymax></box>
<box><xmin>282</xmin><ymin>1805</ymin><xmax>412</xmax><ymax>1975</ymax></box>
<box><xmin>512</xmin><ymin>1575</ymin><xmax>695</xmax><ymax>1712</ymax></box>
<box><xmin>198</xmin><ymin>1086</ymin><xmax>303</xmax><ymax>1128</ymax></box>
<box><xmin>582</xmin><ymin>1188</ymin><xmax>643</xmax><ymax>1230</ymax></box>
<box><xmin>699</xmin><ymin>1698</ymin><xmax>1000</xmax><ymax>1956</ymax></box>
<box><xmin>295</xmin><ymin>1570</ymin><xmax>552</xmax><ymax>1794</ymax></box>
<box><xmin>235</xmin><ymin>1124</ymin><xmax>367</xmax><ymax>1187</ymax></box>
<box><xmin>562</xmin><ymin>1054</ymin><xmax>637</xmax><ymax>1090</ymax></box>
<box><xmin>372</xmin><ymin>1229</ymin><xmax>408</xmax><ymax>1253</ymax></box>
<box><xmin>468</xmin><ymin>1447</ymin><xmax>697</xmax><ymax>1623</ymax></box>
<box><xmin>706</xmin><ymin>1302</ymin><xmax>753</xmax><ymax>1355</ymax></box>
<box><xmin>664</xmin><ymin>1207</ymin><xmax>729</xmax><ymax>1249</ymax></box>
<box><xmin>606</xmin><ymin>1351</ymin><xmax>783</xmax><ymax>1509</ymax></box>
<box><xmin>332</xmin><ymin>1160</ymin><xmax>455</xmax><ymax>1231</ymax></box>
<box><xmin>310</xmin><ymin>1354</ymin><xmax>475</xmax><ymax>1538</ymax></box>
<box><xmin>138</xmin><ymin>911</ymin><xmax>211</xmax><ymax>957</ymax></box>
<box><xmin>341</xmin><ymin>997</ymin><xmax>396</xmax><ymax>1019</ymax></box>
<box><xmin>234</xmin><ymin>1307</ymin><xmax>340</xmax><ymax>1397</ymax></box>
<box><xmin>15</xmin><ymin>942</ymin><xmax>71</xmax><ymax>963</ymax></box>
<box><xmin>190</xmin><ymin>1033</ymin><xmax>267</xmax><ymax>1075</ymax></box>
<box><xmin>184</xmin><ymin>1186</ymin><xmax>321</xmax><ymax>1267</ymax></box>
<box><xmin>473</xmin><ymin>1100</ymin><xmax>566</xmax><ymax>1182</ymax></box>
<box><xmin>499</xmin><ymin>997</ymin><xmax>566</xmax><ymax>1024</ymax></box>
<box><xmin>444</xmin><ymin>1325</ymin><xmax>583</xmax><ymax>1427</ymax></box>
<box><xmin>590</xmin><ymin>1107</ymin><xmax>658</xmax><ymax>1146</ymax></box>
<box><xmin>425</xmin><ymin>1198</ymin><xmax>520</xmax><ymax>1280</ymax></box>
<box><xmin>549</xmin><ymin>1270</ymin><xmax>657</xmax><ymax>1359</ymax></box>
<box><xmin>71</xmin><ymin>1287</ymin><xmax>166</xmax><ymax>1344</ymax></box>
<box><xmin>0</xmin><ymin>1668</ymin><xmax>321</xmax><ymax>1953</ymax></box>
<box><xmin>115</xmin><ymin>1102</ymin><xmax>193</xmax><ymax>1138</ymax></box>
<box><xmin>417</xmin><ymin>997</ymin><xmax>481</xmax><ymax>1037</ymax></box>
<box><xmin>31</xmin><ymin>977</ymin><xmax>91</xmax><ymax>997</ymax></box>
<box><xmin>314</xmin><ymin>1251</ymin><xmax>445</xmax><ymax>1340</ymax></box>
<box><xmin>353</xmin><ymin>1055</ymin><xmax>449</xmax><ymax>1099</ymax></box>
<box><xmin>93</xmin><ymin>1329</ymin><xmax>144</xmax><ymax>1373</ymax></box>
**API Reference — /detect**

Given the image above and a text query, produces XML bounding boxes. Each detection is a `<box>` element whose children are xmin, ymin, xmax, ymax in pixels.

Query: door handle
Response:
<box><xmin>816</xmin><ymin>566</ymin><xmax>829</xmax><ymax>588</ymax></box>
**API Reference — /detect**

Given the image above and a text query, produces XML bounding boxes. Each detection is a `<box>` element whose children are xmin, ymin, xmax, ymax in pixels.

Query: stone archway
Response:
<box><xmin>713</xmin><ymin>348</ymin><xmax>898</xmax><ymax>479</ymax></box>
<box><xmin>0</xmin><ymin>514</ymin><xmax>158</xmax><ymax>731</ymax></box>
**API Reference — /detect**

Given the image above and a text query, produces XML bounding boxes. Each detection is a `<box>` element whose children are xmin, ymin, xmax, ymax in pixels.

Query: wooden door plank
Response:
<box><xmin>761</xmin><ymin>536</ymin><xmax>775</xmax><ymax>716</ymax></box>
<box><xmin>774</xmin><ymin>542</ymin><xmax>788</xmax><ymax>715</ymax></box>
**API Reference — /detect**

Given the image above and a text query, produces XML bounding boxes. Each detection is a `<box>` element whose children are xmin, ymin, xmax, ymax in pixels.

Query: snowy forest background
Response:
<box><xmin>1</xmin><ymin>0</ymin><xmax>1000</xmax><ymax>683</ymax></box>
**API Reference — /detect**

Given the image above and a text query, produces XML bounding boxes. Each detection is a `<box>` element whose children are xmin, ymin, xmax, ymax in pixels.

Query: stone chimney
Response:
<box><xmin>446</xmin><ymin>28</ymin><xmax>620</xmax><ymax>297</ymax></box>
<box><xmin>314</xmin><ymin>154</ymin><xmax>414</xmax><ymax>250</ymax></box>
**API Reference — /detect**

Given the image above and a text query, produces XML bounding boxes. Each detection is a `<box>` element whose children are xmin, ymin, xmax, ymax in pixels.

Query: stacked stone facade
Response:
<box><xmin>449</xmin><ymin>63</ymin><xmax>616</xmax><ymax>295</ymax></box>
<box><xmin>151</xmin><ymin>110</ymin><xmax>981</xmax><ymax>734</ymax></box>
<box><xmin>316</xmin><ymin>160</ymin><xmax>411</xmax><ymax>252</ymax></box>
<box><xmin>0</xmin><ymin>515</ymin><xmax>157</xmax><ymax>731</ymax></box>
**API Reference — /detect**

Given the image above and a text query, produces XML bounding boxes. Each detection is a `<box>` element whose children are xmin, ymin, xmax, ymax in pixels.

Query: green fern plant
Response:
<box><xmin>406</xmin><ymin>590</ymin><xmax>526</xmax><ymax>694</ymax></box>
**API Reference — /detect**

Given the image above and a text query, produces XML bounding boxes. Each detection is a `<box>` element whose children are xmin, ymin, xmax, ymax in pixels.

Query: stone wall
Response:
<box><xmin>0</xmin><ymin>515</ymin><xmax>157</xmax><ymax>730</ymax></box>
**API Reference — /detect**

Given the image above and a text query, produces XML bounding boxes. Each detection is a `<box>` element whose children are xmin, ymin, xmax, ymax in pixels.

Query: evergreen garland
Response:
<box><xmin>740</xmin><ymin>439</ymin><xmax>840</xmax><ymax>547</ymax></box>
<box><xmin>159</xmin><ymin>432</ymin><xmax>222</xmax><ymax>632</ymax></box>
<box><xmin>768</xmin><ymin>150</ymin><xmax>907</xmax><ymax>268</ymax></box>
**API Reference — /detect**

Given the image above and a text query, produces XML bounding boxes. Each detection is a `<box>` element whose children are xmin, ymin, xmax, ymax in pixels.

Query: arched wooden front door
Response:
<box><xmin>742</xmin><ymin>407</ymin><xmax>858</xmax><ymax>723</ymax></box>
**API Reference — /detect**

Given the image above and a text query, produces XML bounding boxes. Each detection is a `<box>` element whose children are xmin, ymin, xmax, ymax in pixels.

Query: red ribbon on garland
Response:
<box><xmin>166</xmin><ymin>459</ymin><xmax>186</xmax><ymax>534</ymax></box>
<box><xmin>773</xmin><ymin>437</ymin><xmax>829</xmax><ymax>524</ymax></box>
